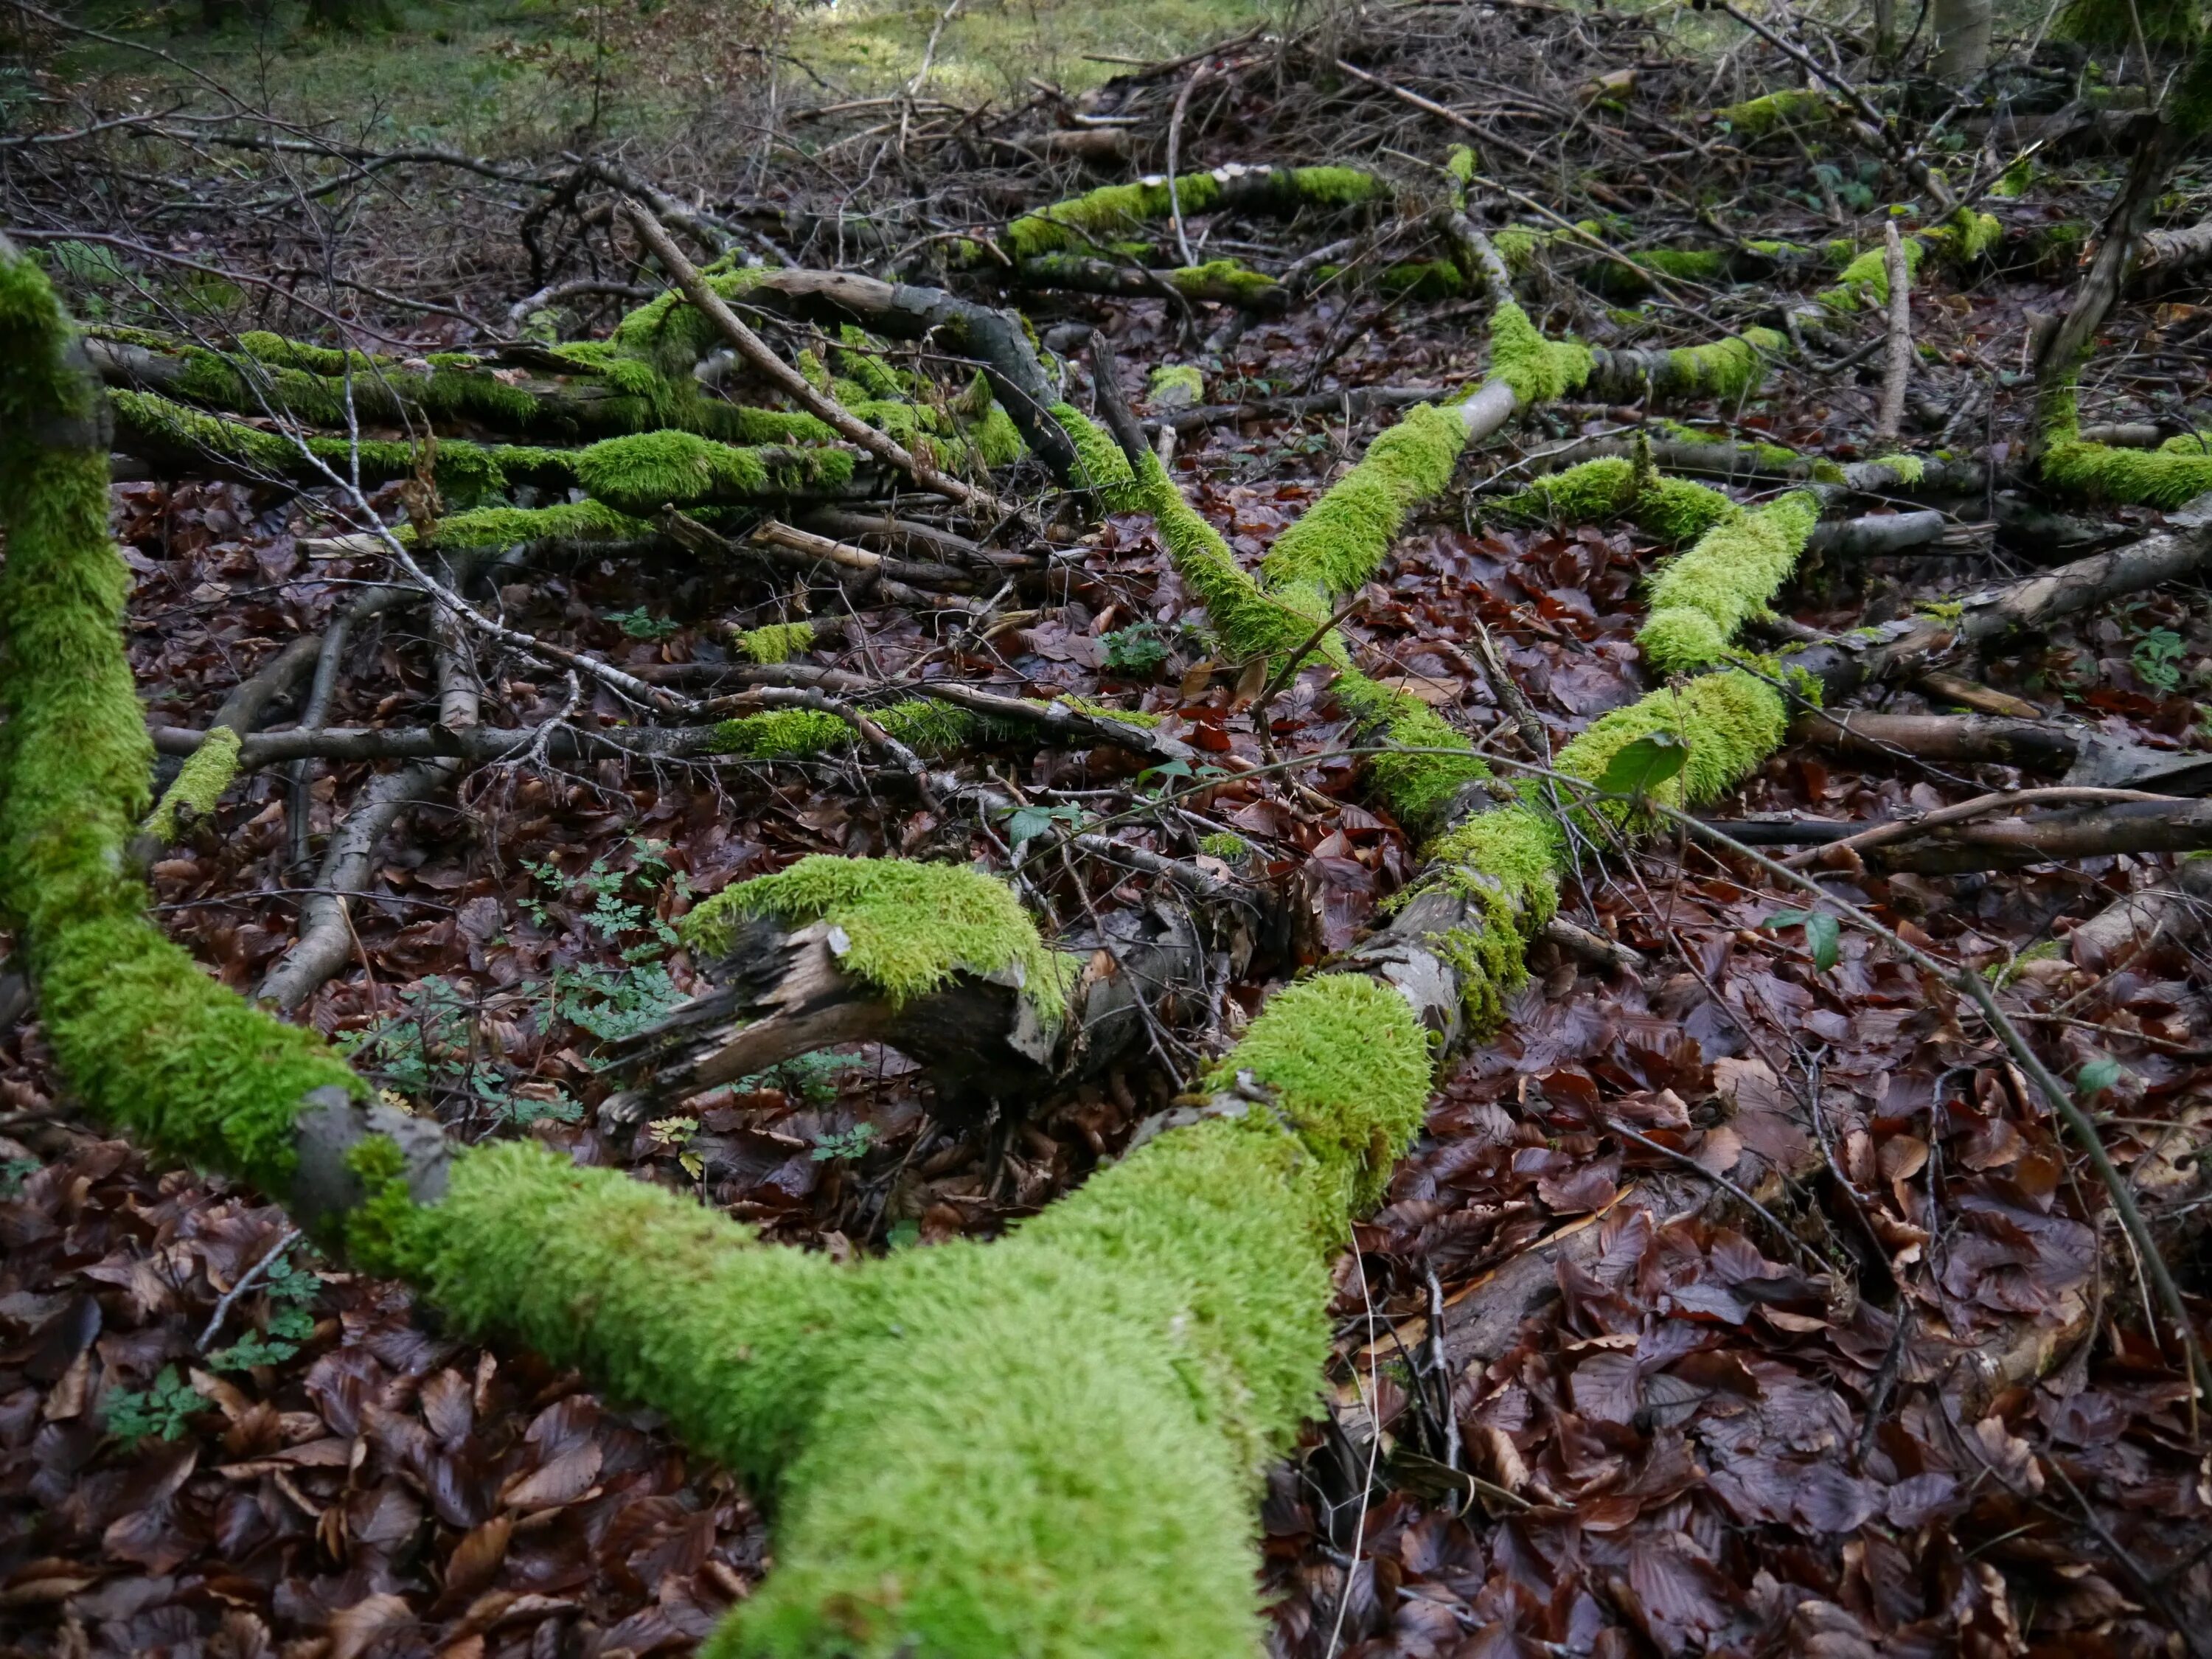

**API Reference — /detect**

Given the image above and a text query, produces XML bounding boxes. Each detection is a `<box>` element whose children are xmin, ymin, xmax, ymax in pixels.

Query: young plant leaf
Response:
<box><xmin>1765</xmin><ymin>908</ymin><xmax>1839</xmax><ymax>970</ymax></box>
<box><xmin>1803</xmin><ymin>911</ymin><xmax>1840</xmax><ymax>971</ymax></box>
<box><xmin>1596</xmin><ymin>731</ymin><xmax>1686</xmax><ymax>799</ymax></box>
<box><xmin>2076</xmin><ymin>1055</ymin><xmax>2125</xmax><ymax>1097</ymax></box>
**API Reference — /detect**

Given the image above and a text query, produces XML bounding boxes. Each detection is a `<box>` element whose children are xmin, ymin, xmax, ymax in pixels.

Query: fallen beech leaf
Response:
<box><xmin>328</xmin><ymin>1591</ymin><xmax>413</xmax><ymax>1659</ymax></box>
<box><xmin>501</xmin><ymin>1439</ymin><xmax>602</xmax><ymax>1510</ymax></box>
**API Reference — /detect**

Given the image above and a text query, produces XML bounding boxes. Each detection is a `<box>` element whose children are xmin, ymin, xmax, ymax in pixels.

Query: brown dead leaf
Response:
<box><xmin>328</xmin><ymin>1593</ymin><xmax>413</xmax><ymax>1659</ymax></box>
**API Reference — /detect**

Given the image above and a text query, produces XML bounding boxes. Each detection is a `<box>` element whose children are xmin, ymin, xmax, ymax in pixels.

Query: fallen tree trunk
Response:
<box><xmin>1799</xmin><ymin>708</ymin><xmax>2212</xmax><ymax>794</ymax></box>
<box><xmin>1787</xmin><ymin>490</ymin><xmax>2212</xmax><ymax>698</ymax></box>
<box><xmin>1865</xmin><ymin>798</ymin><xmax>2212</xmax><ymax>874</ymax></box>
<box><xmin>2066</xmin><ymin>855</ymin><xmax>2212</xmax><ymax>968</ymax></box>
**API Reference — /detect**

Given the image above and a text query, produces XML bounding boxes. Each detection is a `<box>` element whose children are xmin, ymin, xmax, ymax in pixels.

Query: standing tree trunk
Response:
<box><xmin>1931</xmin><ymin>0</ymin><xmax>1992</xmax><ymax>85</ymax></box>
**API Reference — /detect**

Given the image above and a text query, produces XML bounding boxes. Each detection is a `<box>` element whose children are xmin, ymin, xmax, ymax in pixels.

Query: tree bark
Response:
<box><xmin>1930</xmin><ymin>0</ymin><xmax>1993</xmax><ymax>86</ymax></box>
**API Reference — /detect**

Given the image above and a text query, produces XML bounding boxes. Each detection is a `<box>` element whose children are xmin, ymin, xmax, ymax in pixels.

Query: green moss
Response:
<box><xmin>1658</xmin><ymin>330</ymin><xmax>1778</xmax><ymax>399</ymax></box>
<box><xmin>0</xmin><ymin>251</ymin><xmax>364</xmax><ymax>1200</ymax></box>
<box><xmin>1663</xmin><ymin>422</ymin><xmax>1796</xmax><ymax>473</ymax></box>
<box><xmin>1492</xmin><ymin>228</ymin><xmax>1544</xmax><ymax>274</ymax></box>
<box><xmin>1642</xmin><ymin>248</ymin><xmax>1728</xmax><ymax>281</ymax></box>
<box><xmin>2042</xmin><ymin>439</ymin><xmax>2212</xmax><ymax>508</ymax></box>
<box><xmin>1511</xmin><ymin>456</ymin><xmax>1636</xmax><ymax>522</ymax></box>
<box><xmin>970</xmin><ymin>403</ymin><xmax>1026</xmax><ymax>466</ymax></box>
<box><xmin>1148</xmin><ymin>364</ymin><xmax>1205</xmax><ymax>405</ymax></box>
<box><xmin>1197</xmin><ymin>973</ymin><xmax>1432</xmax><ymax>1211</ymax></box>
<box><xmin>682</xmin><ymin>855</ymin><xmax>1077</xmax><ymax>1020</ymax></box>
<box><xmin>1262</xmin><ymin>403</ymin><xmax>1469</xmax><ymax>597</ymax></box>
<box><xmin>1638</xmin><ymin>475</ymin><xmax>1742</xmax><ymax>542</ymax></box>
<box><xmin>566</xmin><ymin>431</ymin><xmax>858</xmax><ymax>514</ymax></box>
<box><xmin>1005</xmin><ymin>174</ymin><xmax>1227</xmax><ymax>260</ymax></box>
<box><xmin>1001</xmin><ymin>168</ymin><xmax>1382</xmax><ymax>262</ymax></box>
<box><xmin>144</xmin><ymin>726</ymin><xmax>240</xmax><ymax>841</ymax></box>
<box><xmin>707</xmin><ymin>709</ymin><xmax>855</xmax><ymax>758</ymax></box>
<box><xmin>1554</xmin><ymin>670</ymin><xmax>1789</xmax><ymax>823</ymax></box>
<box><xmin>156</xmin><ymin>329</ymin><xmax>637</xmax><ymax>436</ymax></box>
<box><xmin>1488</xmin><ymin>302</ymin><xmax>1593</xmax><ymax>407</ymax></box>
<box><xmin>1057</xmin><ymin>695</ymin><xmax>1162</xmax><ymax>728</ymax></box>
<box><xmin>1050</xmin><ymin>403</ymin><xmax>1141</xmax><ymax>507</ymax></box>
<box><xmin>1169</xmin><ymin>260</ymin><xmax>1285</xmax><ymax>303</ymax></box>
<box><xmin>880</xmin><ymin>700</ymin><xmax>990</xmax><ymax>754</ymax></box>
<box><xmin>608</xmin><ymin>268</ymin><xmax>766</xmax><ymax>383</ymax></box>
<box><xmin>736</xmin><ymin>621</ymin><xmax>816</xmax><ymax>664</ymax></box>
<box><xmin>1818</xmin><ymin>237</ymin><xmax>1925</xmax><ymax>312</ymax></box>
<box><xmin>721</xmin><ymin>973</ymin><xmax>1424</xmax><ymax>1655</ymax></box>
<box><xmin>728</xmin><ymin>406</ymin><xmax>841</xmax><ymax>445</ymax></box>
<box><xmin>1291</xmin><ymin>166</ymin><xmax>1388</xmax><ymax>207</ymax></box>
<box><xmin>573</xmin><ymin>430</ymin><xmax>768</xmax><ymax>511</ymax></box>
<box><xmin>1871</xmin><ymin>453</ymin><xmax>1926</xmax><ymax>485</ymax></box>
<box><xmin>832</xmin><ymin>327</ymin><xmax>908</xmax><ymax>400</ymax></box>
<box><xmin>236</xmin><ymin>330</ymin><xmax>377</xmax><ymax>377</ymax></box>
<box><xmin>107</xmin><ymin>389</ymin><xmax>552</xmax><ymax>505</ymax></box>
<box><xmin>1197</xmin><ymin>831</ymin><xmax>1249</xmax><ymax>860</ymax></box>
<box><xmin>1130</xmin><ymin>451</ymin><xmax>1326</xmax><ymax>662</ymax></box>
<box><xmin>1334</xmin><ymin>671</ymin><xmax>1492</xmax><ymax>830</ymax></box>
<box><xmin>1638</xmin><ymin>491</ymin><xmax>1819</xmax><ymax>671</ymax></box>
<box><xmin>1508</xmin><ymin>456</ymin><xmax>1737</xmax><ymax>545</ymax></box>
<box><xmin>704</xmin><ymin>700</ymin><xmax>1006</xmax><ymax>763</ymax></box>
<box><xmin>1374</xmin><ymin>260</ymin><xmax>1470</xmax><ymax>299</ymax></box>
<box><xmin>1716</xmin><ymin>88</ymin><xmax>1830</xmax><ymax>139</ymax></box>
<box><xmin>1927</xmin><ymin>208</ymin><xmax>2002</xmax><ymax>265</ymax></box>
<box><xmin>1411</xmin><ymin>803</ymin><xmax>1561</xmax><ymax>1029</ymax></box>
<box><xmin>421</xmin><ymin>498</ymin><xmax>649</xmax><ymax>552</ymax></box>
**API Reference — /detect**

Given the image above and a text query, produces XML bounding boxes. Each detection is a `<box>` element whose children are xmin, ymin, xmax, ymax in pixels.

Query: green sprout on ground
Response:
<box><xmin>105</xmin><ymin>1366</ymin><xmax>203</xmax><ymax>1442</ymax></box>
<box><xmin>207</xmin><ymin>1242</ymin><xmax>323</xmax><ymax>1371</ymax></box>
<box><xmin>1102</xmin><ymin>622</ymin><xmax>1172</xmax><ymax>676</ymax></box>
<box><xmin>810</xmin><ymin>1123</ymin><xmax>880</xmax><ymax>1162</ymax></box>
<box><xmin>554</xmin><ymin>960</ymin><xmax>687</xmax><ymax>1045</ymax></box>
<box><xmin>2133</xmin><ymin>627</ymin><xmax>2185</xmax><ymax>690</ymax></box>
<box><xmin>608</xmin><ymin>606</ymin><xmax>682</xmax><ymax>639</ymax></box>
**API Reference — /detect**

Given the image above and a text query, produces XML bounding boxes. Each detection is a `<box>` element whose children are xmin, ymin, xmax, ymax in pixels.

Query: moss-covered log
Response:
<box><xmin>2039</xmin><ymin>380</ymin><xmax>2212</xmax><ymax>507</ymax></box>
<box><xmin>86</xmin><ymin>327</ymin><xmax>760</xmax><ymax>445</ymax></box>
<box><xmin>1012</xmin><ymin>253</ymin><xmax>1289</xmax><ymax>309</ymax></box>
<box><xmin>987</xmin><ymin>163</ymin><xmax>1388</xmax><ymax>262</ymax></box>
<box><xmin>108</xmin><ymin>388</ymin><xmax>879</xmax><ymax>511</ymax></box>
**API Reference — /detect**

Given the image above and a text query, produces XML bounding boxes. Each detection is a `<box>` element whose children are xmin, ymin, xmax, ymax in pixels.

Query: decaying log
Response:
<box><xmin>1796</xmin><ymin>709</ymin><xmax>2212</xmax><ymax>796</ymax></box>
<box><xmin>598</xmin><ymin>900</ymin><xmax>1216</xmax><ymax>1130</ymax></box>
<box><xmin>2066</xmin><ymin>855</ymin><xmax>2212</xmax><ymax>970</ymax></box>
<box><xmin>1787</xmin><ymin>492</ymin><xmax>2212</xmax><ymax>698</ymax></box>
<box><xmin>1865</xmin><ymin>799</ymin><xmax>2212</xmax><ymax>875</ymax></box>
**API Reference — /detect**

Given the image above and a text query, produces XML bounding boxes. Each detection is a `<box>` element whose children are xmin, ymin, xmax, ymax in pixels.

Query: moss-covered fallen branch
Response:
<box><xmin>111</xmin><ymin>389</ymin><xmax>875</xmax><ymax>514</ymax></box>
<box><xmin>990</xmin><ymin>164</ymin><xmax>1388</xmax><ymax>262</ymax></box>
<box><xmin>1503</xmin><ymin>454</ymin><xmax>1740</xmax><ymax>543</ymax></box>
<box><xmin>1014</xmin><ymin>253</ymin><xmax>1289</xmax><ymax>310</ymax></box>
<box><xmin>2039</xmin><ymin>380</ymin><xmax>2212</xmax><ymax>507</ymax></box>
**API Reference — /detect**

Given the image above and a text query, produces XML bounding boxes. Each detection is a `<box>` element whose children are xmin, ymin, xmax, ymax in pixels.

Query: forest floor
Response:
<box><xmin>5</xmin><ymin>0</ymin><xmax>2212</xmax><ymax>1656</ymax></box>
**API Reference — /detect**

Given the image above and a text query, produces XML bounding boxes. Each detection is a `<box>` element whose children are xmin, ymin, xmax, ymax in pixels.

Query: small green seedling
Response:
<box><xmin>105</xmin><ymin>1366</ymin><xmax>203</xmax><ymax>1441</ymax></box>
<box><xmin>1766</xmin><ymin>907</ymin><xmax>1841</xmax><ymax>971</ymax></box>
<box><xmin>810</xmin><ymin>1123</ymin><xmax>879</xmax><ymax>1163</ymax></box>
